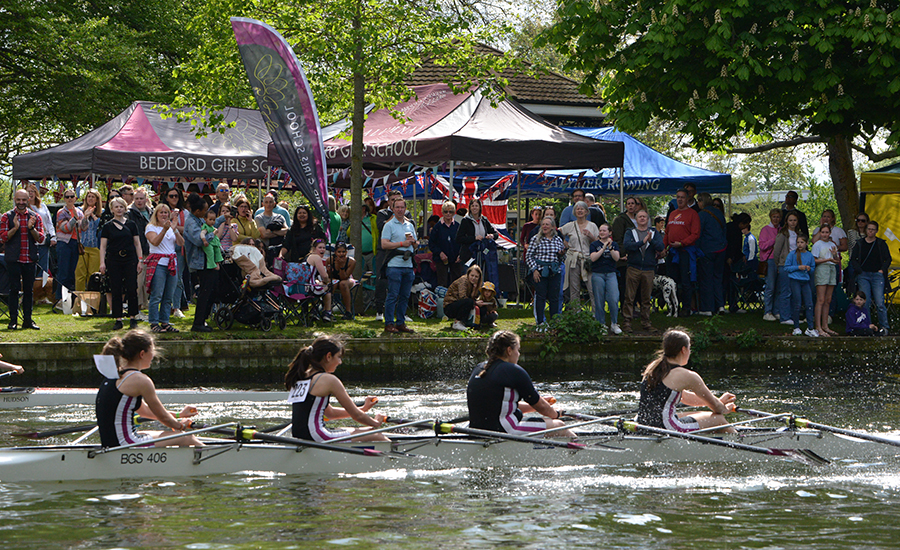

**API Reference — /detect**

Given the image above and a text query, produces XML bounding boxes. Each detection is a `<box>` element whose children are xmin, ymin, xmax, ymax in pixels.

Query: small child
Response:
<box><xmin>217</xmin><ymin>205</ymin><xmax>238</xmax><ymax>253</ymax></box>
<box><xmin>733</xmin><ymin>213</ymin><xmax>758</xmax><ymax>275</ymax></box>
<box><xmin>846</xmin><ymin>290</ymin><xmax>882</xmax><ymax>336</ymax></box>
<box><xmin>201</xmin><ymin>210</ymin><xmax>224</xmax><ymax>270</ymax></box>
<box><xmin>477</xmin><ymin>281</ymin><xmax>499</xmax><ymax>329</ymax></box>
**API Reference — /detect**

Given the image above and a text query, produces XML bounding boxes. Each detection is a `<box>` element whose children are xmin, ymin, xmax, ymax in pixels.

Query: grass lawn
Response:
<box><xmin>0</xmin><ymin>300</ymin><xmax>849</xmax><ymax>344</ymax></box>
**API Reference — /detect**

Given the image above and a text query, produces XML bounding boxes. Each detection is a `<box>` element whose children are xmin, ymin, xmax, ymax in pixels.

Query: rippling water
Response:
<box><xmin>2</xmin><ymin>368</ymin><xmax>900</xmax><ymax>549</ymax></box>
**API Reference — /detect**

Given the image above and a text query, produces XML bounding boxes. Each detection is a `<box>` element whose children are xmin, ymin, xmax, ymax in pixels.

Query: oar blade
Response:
<box><xmin>11</xmin><ymin>423</ymin><xmax>97</xmax><ymax>439</ymax></box>
<box><xmin>770</xmin><ymin>448</ymin><xmax>832</xmax><ymax>466</ymax></box>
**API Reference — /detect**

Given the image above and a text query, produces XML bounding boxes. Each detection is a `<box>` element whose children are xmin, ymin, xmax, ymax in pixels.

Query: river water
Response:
<box><xmin>2</xmin><ymin>368</ymin><xmax>900</xmax><ymax>549</ymax></box>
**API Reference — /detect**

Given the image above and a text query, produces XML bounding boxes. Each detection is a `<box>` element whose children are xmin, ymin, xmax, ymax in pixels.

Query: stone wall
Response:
<box><xmin>1</xmin><ymin>336</ymin><xmax>895</xmax><ymax>387</ymax></box>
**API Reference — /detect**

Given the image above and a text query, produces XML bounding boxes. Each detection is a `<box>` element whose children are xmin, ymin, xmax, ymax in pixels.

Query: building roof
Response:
<box><xmin>407</xmin><ymin>43</ymin><xmax>603</xmax><ymax>110</ymax></box>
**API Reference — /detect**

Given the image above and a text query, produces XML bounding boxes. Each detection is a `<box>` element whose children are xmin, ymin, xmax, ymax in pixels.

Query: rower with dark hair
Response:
<box><xmin>466</xmin><ymin>330</ymin><xmax>573</xmax><ymax>437</ymax></box>
<box><xmin>637</xmin><ymin>328</ymin><xmax>736</xmax><ymax>433</ymax></box>
<box><xmin>96</xmin><ymin>330</ymin><xmax>201</xmax><ymax>447</ymax></box>
<box><xmin>285</xmin><ymin>335</ymin><xmax>386</xmax><ymax>442</ymax></box>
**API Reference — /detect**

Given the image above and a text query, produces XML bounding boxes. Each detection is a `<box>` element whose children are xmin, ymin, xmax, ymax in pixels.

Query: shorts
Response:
<box><xmin>814</xmin><ymin>264</ymin><xmax>836</xmax><ymax>286</ymax></box>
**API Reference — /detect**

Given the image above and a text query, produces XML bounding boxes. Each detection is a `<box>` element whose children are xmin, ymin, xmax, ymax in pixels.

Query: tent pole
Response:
<box><xmin>515</xmin><ymin>169</ymin><xmax>522</xmax><ymax>305</ymax></box>
<box><xmin>727</xmin><ymin>193</ymin><xmax>732</xmax><ymax>218</ymax></box>
<box><xmin>619</xmin><ymin>166</ymin><xmax>624</xmax><ymax>212</ymax></box>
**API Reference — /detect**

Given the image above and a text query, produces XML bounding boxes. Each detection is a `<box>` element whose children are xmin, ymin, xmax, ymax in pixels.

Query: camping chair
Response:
<box><xmin>497</xmin><ymin>262</ymin><xmax>519</xmax><ymax>304</ymax></box>
<box><xmin>730</xmin><ymin>268</ymin><xmax>765</xmax><ymax>312</ymax></box>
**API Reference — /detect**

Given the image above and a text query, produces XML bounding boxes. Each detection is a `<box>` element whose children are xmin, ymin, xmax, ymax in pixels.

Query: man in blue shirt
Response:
<box><xmin>380</xmin><ymin>198</ymin><xmax>417</xmax><ymax>333</ymax></box>
<box><xmin>558</xmin><ymin>188</ymin><xmax>586</xmax><ymax>228</ymax></box>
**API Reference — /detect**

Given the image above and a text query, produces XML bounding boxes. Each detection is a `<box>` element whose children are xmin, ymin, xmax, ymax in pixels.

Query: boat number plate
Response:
<box><xmin>120</xmin><ymin>452</ymin><xmax>167</xmax><ymax>465</ymax></box>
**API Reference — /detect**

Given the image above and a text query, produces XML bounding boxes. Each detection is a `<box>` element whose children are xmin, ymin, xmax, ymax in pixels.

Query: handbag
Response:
<box><xmin>757</xmin><ymin>261</ymin><xmax>768</xmax><ymax>277</ymax></box>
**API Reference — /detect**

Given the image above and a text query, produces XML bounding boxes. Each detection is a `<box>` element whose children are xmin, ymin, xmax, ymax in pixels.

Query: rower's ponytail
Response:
<box><xmin>478</xmin><ymin>330</ymin><xmax>520</xmax><ymax>377</ymax></box>
<box><xmin>284</xmin><ymin>335</ymin><xmax>344</xmax><ymax>389</ymax></box>
<box><xmin>642</xmin><ymin>328</ymin><xmax>691</xmax><ymax>389</ymax></box>
<box><xmin>101</xmin><ymin>330</ymin><xmax>156</xmax><ymax>370</ymax></box>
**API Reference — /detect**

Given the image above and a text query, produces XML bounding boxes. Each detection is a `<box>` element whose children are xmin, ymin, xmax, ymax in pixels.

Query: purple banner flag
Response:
<box><xmin>231</xmin><ymin>17</ymin><xmax>328</xmax><ymax>220</ymax></box>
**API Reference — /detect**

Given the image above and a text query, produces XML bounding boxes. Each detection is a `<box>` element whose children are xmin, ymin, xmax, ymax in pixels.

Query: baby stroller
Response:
<box><xmin>213</xmin><ymin>262</ymin><xmax>286</xmax><ymax>331</ymax></box>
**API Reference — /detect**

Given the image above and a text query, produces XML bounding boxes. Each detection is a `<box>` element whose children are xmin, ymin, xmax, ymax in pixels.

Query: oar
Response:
<box><xmin>231</xmin><ymin>425</ymin><xmax>385</xmax><ymax>456</ymax></box>
<box><xmin>434</xmin><ymin>422</ymin><xmax>586</xmax><ymax>450</ymax></box>
<box><xmin>0</xmin><ymin>370</ymin><xmax>17</xmax><ymax>381</ymax></box>
<box><xmin>739</xmin><ymin>407</ymin><xmax>900</xmax><ymax>450</ymax></box>
<box><xmin>12</xmin><ymin>416</ymin><xmax>156</xmax><ymax>439</ymax></box>
<box><xmin>615</xmin><ymin>419</ymin><xmax>830</xmax><ymax>465</ymax></box>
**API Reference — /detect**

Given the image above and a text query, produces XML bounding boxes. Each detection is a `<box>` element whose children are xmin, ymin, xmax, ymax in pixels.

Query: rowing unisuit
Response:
<box><xmin>466</xmin><ymin>360</ymin><xmax>546</xmax><ymax>436</ymax></box>
<box><xmin>96</xmin><ymin>370</ymin><xmax>152</xmax><ymax>447</ymax></box>
<box><xmin>290</xmin><ymin>373</ymin><xmax>351</xmax><ymax>441</ymax></box>
<box><xmin>637</xmin><ymin>379</ymin><xmax>699</xmax><ymax>433</ymax></box>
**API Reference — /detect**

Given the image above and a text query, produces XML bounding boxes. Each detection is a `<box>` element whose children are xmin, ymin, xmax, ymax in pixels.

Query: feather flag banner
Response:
<box><xmin>231</xmin><ymin>17</ymin><xmax>329</xmax><ymax>221</ymax></box>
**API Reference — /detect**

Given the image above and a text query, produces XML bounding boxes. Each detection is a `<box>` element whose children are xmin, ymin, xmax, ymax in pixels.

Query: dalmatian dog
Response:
<box><xmin>652</xmin><ymin>275</ymin><xmax>679</xmax><ymax>316</ymax></box>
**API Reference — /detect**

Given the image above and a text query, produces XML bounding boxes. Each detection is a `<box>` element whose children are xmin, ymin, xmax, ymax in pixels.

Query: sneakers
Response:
<box><xmin>718</xmin><ymin>307</ymin><xmax>729</xmax><ymax>314</ymax></box>
<box><xmin>610</xmin><ymin>324</ymin><xmax>623</xmax><ymax>335</ymax></box>
<box><xmin>405</xmin><ymin>315</ymin><xmax>413</xmax><ymax>323</ymax></box>
<box><xmin>780</xmin><ymin>319</ymin><xmax>794</xmax><ymax>325</ymax></box>
<box><xmin>375</xmin><ymin>313</ymin><xmax>384</xmax><ymax>322</ymax></box>
<box><xmin>113</xmin><ymin>320</ymin><xmax>124</xmax><ymax>330</ymax></box>
<box><xmin>762</xmin><ymin>313</ymin><xmax>777</xmax><ymax>322</ymax></box>
<box><xmin>804</xmin><ymin>328</ymin><xmax>820</xmax><ymax>338</ymax></box>
<box><xmin>735</xmin><ymin>309</ymin><xmax>747</xmax><ymax>314</ymax></box>
<box><xmin>136</xmin><ymin>312</ymin><xmax>149</xmax><ymax>322</ymax></box>
<box><xmin>697</xmin><ymin>311</ymin><xmax>713</xmax><ymax>317</ymax></box>
<box><xmin>792</xmin><ymin>328</ymin><xmax>802</xmax><ymax>335</ymax></box>
<box><xmin>452</xmin><ymin>321</ymin><xmax>468</xmax><ymax>331</ymax></box>
<box><xmin>172</xmin><ymin>309</ymin><xmax>186</xmax><ymax>319</ymax></box>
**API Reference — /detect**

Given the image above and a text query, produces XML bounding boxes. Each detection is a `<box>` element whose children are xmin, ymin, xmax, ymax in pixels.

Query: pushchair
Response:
<box><xmin>213</xmin><ymin>262</ymin><xmax>285</xmax><ymax>331</ymax></box>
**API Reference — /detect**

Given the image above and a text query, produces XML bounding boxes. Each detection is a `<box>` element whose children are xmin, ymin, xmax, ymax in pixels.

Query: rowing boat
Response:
<box><xmin>0</xmin><ymin>387</ymin><xmax>287</xmax><ymax>408</ymax></box>
<box><xmin>1</xmin><ymin>426</ymin><xmax>898</xmax><ymax>483</ymax></box>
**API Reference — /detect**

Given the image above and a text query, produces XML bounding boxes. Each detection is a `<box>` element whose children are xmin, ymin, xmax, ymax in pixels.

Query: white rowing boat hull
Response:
<box><xmin>0</xmin><ymin>388</ymin><xmax>287</xmax><ymax>408</ymax></box>
<box><xmin>1</xmin><ymin>429</ymin><xmax>898</xmax><ymax>482</ymax></box>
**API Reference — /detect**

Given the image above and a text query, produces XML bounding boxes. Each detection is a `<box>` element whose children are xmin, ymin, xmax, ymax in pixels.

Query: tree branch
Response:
<box><xmin>850</xmin><ymin>142</ymin><xmax>900</xmax><ymax>163</ymax></box>
<box><xmin>727</xmin><ymin>136</ymin><xmax>826</xmax><ymax>154</ymax></box>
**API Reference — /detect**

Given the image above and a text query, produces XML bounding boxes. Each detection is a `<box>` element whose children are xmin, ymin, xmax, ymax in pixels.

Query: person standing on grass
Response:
<box><xmin>99</xmin><ymin>197</ymin><xmax>143</xmax><ymax>331</ymax></box>
<box><xmin>664</xmin><ymin>189</ymin><xmax>701</xmax><ymax>317</ymax></box>
<box><xmin>622</xmin><ymin>210</ymin><xmax>664</xmax><ymax>333</ymax></box>
<box><xmin>811</xmin><ymin>224</ymin><xmax>840</xmax><ymax>336</ymax></box>
<box><xmin>183</xmin><ymin>193</ymin><xmax>217</xmax><ymax>333</ymax></box>
<box><xmin>145</xmin><ymin>204</ymin><xmax>183</xmax><ymax>334</ymax></box>
<box><xmin>0</xmin><ymin>189</ymin><xmax>44</xmax><ymax>330</ymax></box>
<box><xmin>850</xmin><ymin>221</ymin><xmax>891</xmax><ymax>335</ymax></box>
<box><xmin>760</xmin><ymin>209</ymin><xmax>782</xmax><ymax>322</ymax></box>
<box><xmin>589</xmin><ymin>223</ymin><xmax>621</xmax><ymax>334</ymax></box>
<box><xmin>784</xmin><ymin>235</ymin><xmax>817</xmax><ymax>338</ymax></box>
<box><xmin>381</xmin><ymin>197</ymin><xmax>417</xmax><ymax>334</ymax></box>
<box><xmin>526</xmin><ymin>216</ymin><xmax>566</xmax><ymax>329</ymax></box>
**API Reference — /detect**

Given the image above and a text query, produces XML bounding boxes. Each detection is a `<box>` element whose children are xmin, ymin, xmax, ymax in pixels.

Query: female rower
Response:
<box><xmin>284</xmin><ymin>335</ymin><xmax>387</xmax><ymax>442</ymax></box>
<box><xmin>96</xmin><ymin>330</ymin><xmax>201</xmax><ymax>447</ymax></box>
<box><xmin>637</xmin><ymin>328</ymin><xmax>736</xmax><ymax>433</ymax></box>
<box><xmin>467</xmin><ymin>331</ymin><xmax>574</xmax><ymax>437</ymax></box>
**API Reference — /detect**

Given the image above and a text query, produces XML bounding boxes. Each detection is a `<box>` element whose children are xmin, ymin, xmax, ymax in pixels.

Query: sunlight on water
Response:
<box><xmin>2</xmin><ymin>372</ymin><xmax>900</xmax><ymax>548</ymax></box>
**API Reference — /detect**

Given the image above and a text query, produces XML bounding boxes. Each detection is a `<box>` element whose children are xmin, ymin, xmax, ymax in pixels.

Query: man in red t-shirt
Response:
<box><xmin>664</xmin><ymin>189</ymin><xmax>701</xmax><ymax>317</ymax></box>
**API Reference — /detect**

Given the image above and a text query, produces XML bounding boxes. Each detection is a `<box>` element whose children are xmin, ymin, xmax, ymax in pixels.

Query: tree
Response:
<box><xmin>0</xmin><ymin>0</ymin><xmax>194</xmax><ymax>177</ymax></box>
<box><xmin>175</xmin><ymin>0</ymin><xmax>516</xmax><ymax>277</ymax></box>
<box><xmin>542</xmin><ymin>0</ymin><xmax>900</xmax><ymax>228</ymax></box>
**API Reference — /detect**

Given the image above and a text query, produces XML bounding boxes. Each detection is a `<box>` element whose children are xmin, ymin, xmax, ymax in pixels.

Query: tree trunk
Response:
<box><xmin>350</xmin><ymin>7</ymin><xmax>366</xmax><ymax>311</ymax></box>
<box><xmin>827</xmin><ymin>135</ymin><xmax>859</xmax><ymax>230</ymax></box>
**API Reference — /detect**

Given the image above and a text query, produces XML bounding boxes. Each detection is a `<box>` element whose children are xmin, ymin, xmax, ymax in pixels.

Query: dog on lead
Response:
<box><xmin>652</xmin><ymin>275</ymin><xmax>679</xmax><ymax>316</ymax></box>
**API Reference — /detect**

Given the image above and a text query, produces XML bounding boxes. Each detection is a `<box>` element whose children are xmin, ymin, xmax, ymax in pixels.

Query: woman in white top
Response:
<box><xmin>811</xmin><ymin>224</ymin><xmax>840</xmax><ymax>336</ymax></box>
<box><xmin>25</xmin><ymin>182</ymin><xmax>55</xmax><ymax>275</ymax></box>
<box><xmin>145</xmin><ymin>204</ymin><xmax>184</xmax><ymax>333</ymax></box>
<box><xmin>811</xmin><ymin>209</ymin><xmax>848</xmax><ymax>252</ymax></box>
<box><xmin>559</xmin><ymin>201</ymin><xmax>598</xmax><ymax>308</ymax></box>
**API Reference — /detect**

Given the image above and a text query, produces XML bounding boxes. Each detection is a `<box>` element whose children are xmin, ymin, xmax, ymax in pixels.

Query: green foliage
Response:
<box><xmin>735</xmin><ymin>328</ymin><xmax>761</xmax><ymax>349</ymax></box>
<box><xmin>526</xmin><ymin>306</ymin><xmax>607</xmax><ymax>358</ymax></box>
<box><xmin>347</xmin><ymin>327</ymin><xmax>378</xmax><ymax>339</ymax></box>
<box><xmin>692</xmin><ymin>314</ymin><xmax>725</xmax><ymax>351</ymax></box>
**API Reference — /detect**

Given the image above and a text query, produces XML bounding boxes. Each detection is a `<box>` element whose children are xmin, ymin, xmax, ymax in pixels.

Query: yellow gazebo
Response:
<box><xmin>860</xmin><ymin>160</ymin><xmax>900</xmax><ymax>269</ymax></box>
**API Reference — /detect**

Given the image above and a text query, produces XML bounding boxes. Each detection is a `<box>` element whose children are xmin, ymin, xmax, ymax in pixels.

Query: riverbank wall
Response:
<box><xmin>2</xmin><ymin>336</ymin><xmax>896</xmax><ymax>387</ymax></box>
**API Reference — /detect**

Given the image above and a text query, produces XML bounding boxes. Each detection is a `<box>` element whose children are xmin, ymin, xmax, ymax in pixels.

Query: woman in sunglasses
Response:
<box><xmin>54</xmin><ymin>188</ymin><xmax>84</xmax><ymax>304</ymax></box>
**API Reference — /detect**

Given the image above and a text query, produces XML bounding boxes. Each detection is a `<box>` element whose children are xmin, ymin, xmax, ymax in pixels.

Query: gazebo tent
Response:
<box><xmin>859</xmin><ymin>160</ymin><xmax>900</xmax><ymax>269</ymax></box>
<box><xmin>271</xmin><ymin>83</ymin><xmax>625</xmax><ymax>171</ymax></box>
<box><xmin>12</xmin><ymin>101</ymin><xmax>273</xmax><ymax>181</ymax></box>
